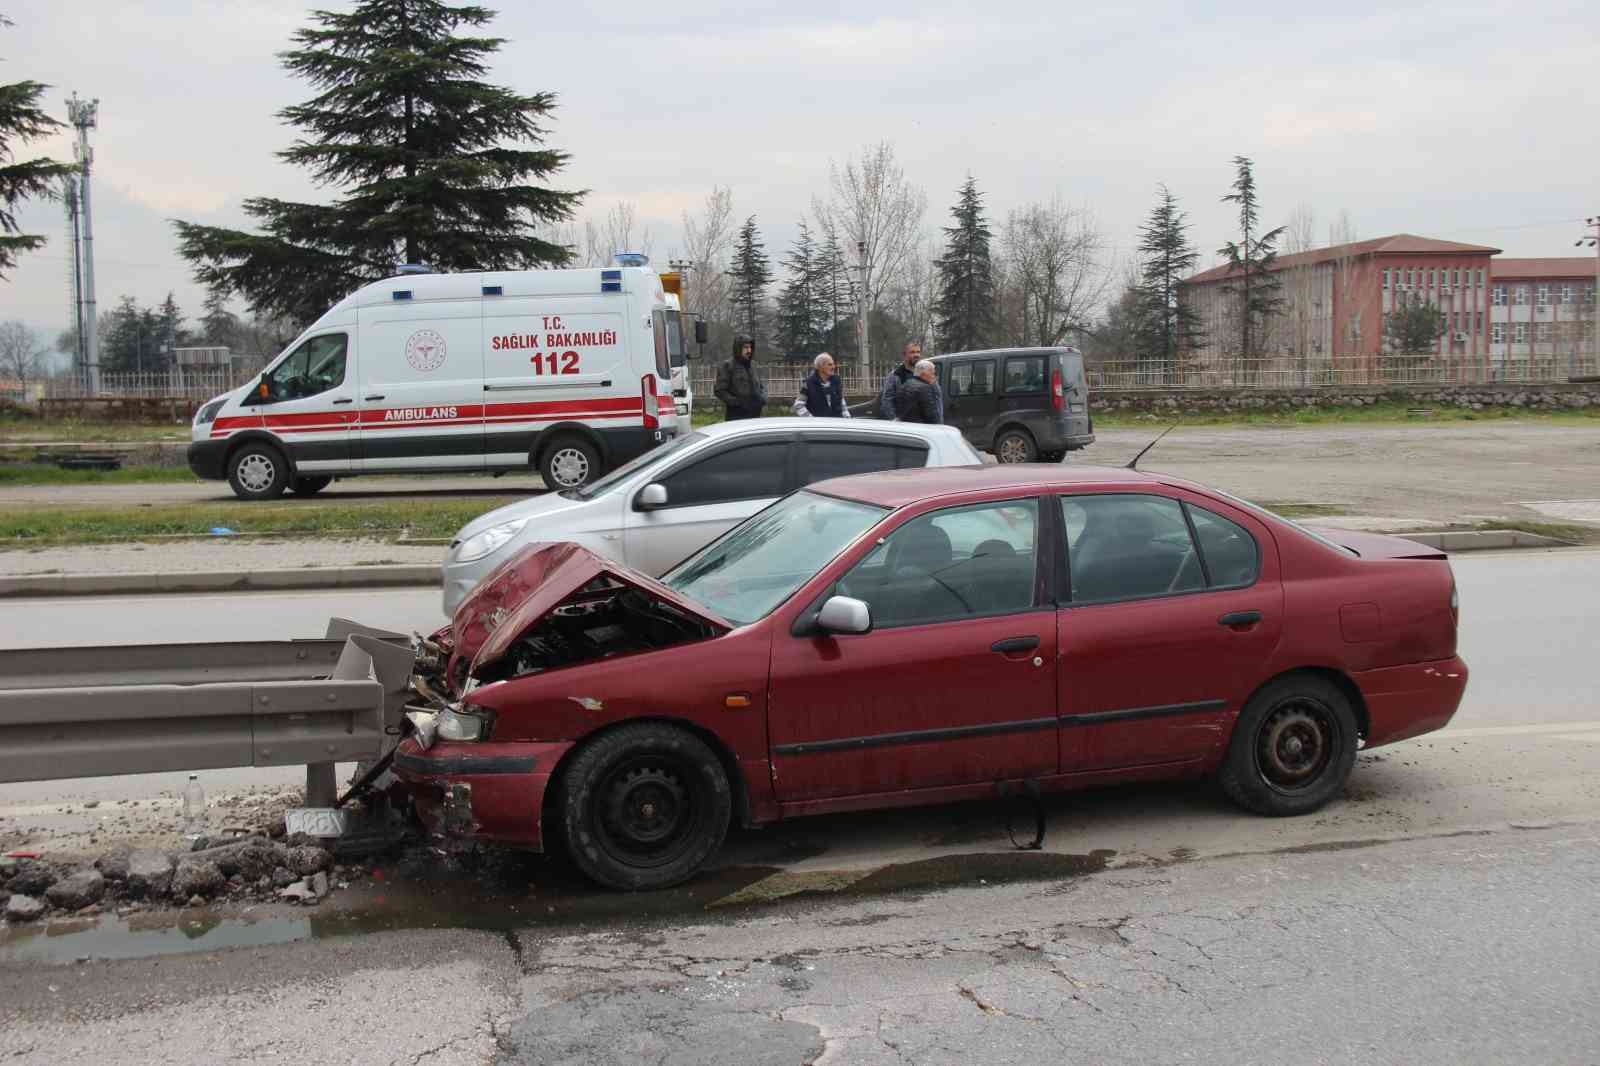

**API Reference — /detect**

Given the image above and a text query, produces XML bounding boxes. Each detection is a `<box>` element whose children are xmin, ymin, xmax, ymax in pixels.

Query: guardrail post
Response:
<box><xmin>306</xmin><ymin>761</ymin><xmax>337</xmax><ymax>807</ymax></box>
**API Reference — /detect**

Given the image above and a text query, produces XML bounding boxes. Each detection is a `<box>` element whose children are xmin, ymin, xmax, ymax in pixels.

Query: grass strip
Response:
<box><xmin>0</xmin><ymin>497</ymin><xmax>524</xmax><ymax>547</ymax></box>
<box><xmin>0</xmin><ymin>464</ymin><xmax>197</xmax><ymax>485</ymax></box>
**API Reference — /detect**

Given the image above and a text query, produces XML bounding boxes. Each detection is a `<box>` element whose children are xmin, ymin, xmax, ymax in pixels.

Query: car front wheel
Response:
<box><xmin>1219</xmin><ymin>675</ymin><xmax>1359</xmax><ymax>817</ymax></box>
<box><xmin>558</xmin><ymin>722</ymin><xmax>731</xmax><ymax>890</ymax></box>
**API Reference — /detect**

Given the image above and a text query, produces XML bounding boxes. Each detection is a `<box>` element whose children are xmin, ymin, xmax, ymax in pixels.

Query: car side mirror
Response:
<box><xmin>635</xmin><ymin>483</ymin><xmax>669</xmax><ymax>511</ymax></box>
<box><xmin>816</xmin><ymin>595</ymin><xmax>871</xmax><ymax>635</ymax></box>
<box><xmin>694</xmin><ymin>320</ymin><xmax>708</xmax><ymax>345</ymax></box>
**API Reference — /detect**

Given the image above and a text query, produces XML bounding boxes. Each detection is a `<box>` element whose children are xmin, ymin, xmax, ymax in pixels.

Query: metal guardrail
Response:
<box><xmin>0</xmin><ymin>619</ymin><xmax>414</xmax><ymax>803</ymax></box>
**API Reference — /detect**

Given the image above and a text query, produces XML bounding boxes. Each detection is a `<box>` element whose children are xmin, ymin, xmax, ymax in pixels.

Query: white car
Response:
<box><xmin>441</xmin><ymin>417</ymin><xmax>984</xmax><ymax>615</ymax></box>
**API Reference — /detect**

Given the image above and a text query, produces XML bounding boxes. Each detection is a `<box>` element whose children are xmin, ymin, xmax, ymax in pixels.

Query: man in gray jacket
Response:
<box><xmin>894</xmin><ymin>359</ymin><xmax>944</xmax><ymax>424</ymax></box>
<box><xmin>877</xmin><ymin>342</ymin><xmax>922</xmax><ymax>419</ymax></box>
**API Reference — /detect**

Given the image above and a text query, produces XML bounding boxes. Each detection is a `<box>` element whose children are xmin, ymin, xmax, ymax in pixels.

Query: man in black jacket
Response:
<box><xmin>713</xmin><ymin>337</ymin><xmax>766</xmax><ymax>420</ymax></box>
<box><xmin>877</xmin><ymin>342</ymin><xmax>922</xmax><ymax>419</ymax></box>
<box><xmin>894</xmin><ymin>359</ymin><xmax>944</xmax><ymax>424</ymax></box>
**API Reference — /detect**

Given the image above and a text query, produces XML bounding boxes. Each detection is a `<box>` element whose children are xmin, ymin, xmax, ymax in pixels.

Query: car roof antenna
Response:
<box><xmin>1126</xmin><ymin>425</ymin><xmax>1178</xmax><ymax>470</ymax></box>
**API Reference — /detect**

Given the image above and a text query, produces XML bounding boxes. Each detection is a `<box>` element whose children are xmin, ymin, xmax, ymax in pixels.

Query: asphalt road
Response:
<box><xmin>2</xmin><ymin>551</ymin><xmax>1599</xmax><ymax>1062</ymax></box>
<box><xmin>4</xmin><ymin>422</ymin><xmax>1599</xmax><ymax>530</ymax></box>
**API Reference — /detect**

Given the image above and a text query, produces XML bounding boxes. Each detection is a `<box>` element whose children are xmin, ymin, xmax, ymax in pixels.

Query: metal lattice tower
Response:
<box><xmin>66</xmin><ymin>93</ymin><xmax>99</xmax><ymax>395</ymax></box>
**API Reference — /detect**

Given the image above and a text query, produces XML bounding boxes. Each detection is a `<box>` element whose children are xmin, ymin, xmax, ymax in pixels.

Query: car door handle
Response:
<box><xmin>363</xmin><ymin>394</ymin><xmax>385</xmax><ymax>402</ymax></box>
<box><xmin>991</xmin><ymin>636</ymin><xmax>1040</xmax><ymax>655</ymax></box>
<box><xmin>1218</xmin><ymin>611</ymin><xmax>1262</xmax><ymax>628</ymax></box>
<box><xmin>332</xmin><ymin>397</ymin><xmax>354</xmax><ymax>405</ymax></box>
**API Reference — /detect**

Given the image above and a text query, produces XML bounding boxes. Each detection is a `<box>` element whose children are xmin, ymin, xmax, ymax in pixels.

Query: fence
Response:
<box><xmin>1088</xmin><ymin>352</ymin><xmax>1600</xmax><ymax>391</ymax></box>
<box><xmin>689</xmin><ymin>360</ymin><xmax>901</xmax><ymax>404</ymax></box>
<box><xmin>40</xmin><ymin>366</ymin><xmax>253</xmax><ymax>404</ymax></box>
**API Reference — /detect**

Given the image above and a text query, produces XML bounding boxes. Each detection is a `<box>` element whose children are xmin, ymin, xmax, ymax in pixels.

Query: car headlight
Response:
<box><xmin>194</xmin><ymin>399</ymin><xmax>227</xmax><ymax>425</ymax></box>
<box><xmin>454</xmin><ymin>518</ymin><xmax>529</xmax><ymax>563</ymax></box>
<box><xmin>436</xmin><ymin>706</ymin><xmax>490</xmax><ymax>742</ymax></box>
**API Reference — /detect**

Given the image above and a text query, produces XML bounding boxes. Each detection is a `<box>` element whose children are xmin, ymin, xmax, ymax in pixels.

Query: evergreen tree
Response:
<box><xmin>1217</xmin><ymin>156</ymin><xmax>1284</xmax><ymax>368</ymax></box>
<box><xmin>0</xmin><ymin>15</ymin><xmax>77</xmax><ymax>277</ymax></box>
<box><xmin>175</xmin><ymin>0</ymin><xmax>582</xmax><ymax>325</ymax></box>
<box><xmin>100</xmin><ymin>297</ymin><xmax>172</xmax><ymax>373</ymax></box>
<box><xmin>774</xmin><ymin>221</ymin><xmax>824</xmax><ymax>358</ymax></box>
<box><xmin>933</xmin><ymin>175</ymin><xmax>995</xmax><ymax>352</ymax></box>
<box><xmin>813</xmin><ymin>231</ymin><xmax>855</xmax><ymax>360</ymax></box>
<box><xmin>1134</xmin><ymin>184</ymin><xmax>1203</xmax><ymax>376</ymax></box>
<box><xmin>726</xmin><ymin>216</ymin><xmax>772</xmax><ymax>349</ymax></box>
<box><xmin>1383</xmin><ymin>291</ymin><xmax>1446</xmax><ymax>376</ymax></box>
<box><xmin>200</xmin><ymin>289</ymin><xmax>240</xmax><ymax>348</ymax></box>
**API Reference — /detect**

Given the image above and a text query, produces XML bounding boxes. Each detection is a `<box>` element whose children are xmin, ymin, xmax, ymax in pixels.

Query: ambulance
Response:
<box><xmin>187</xmin><ymin>256</ymin><xmax>685</xmax><ymax>499</ymax></box>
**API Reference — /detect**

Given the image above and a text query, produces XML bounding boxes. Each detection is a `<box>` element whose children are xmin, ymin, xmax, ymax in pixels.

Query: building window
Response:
<box><xmin>1587</xmin><ymin>283</ymin><xmax>1597</xmax><ymax>304</ymax></box>
<box><xmin>1560</xmin><ymin>284</ymin><xmax>1573</xmax><ymax>304</ymax></box>
<box><xmin>1492</xmin><ymin>285</ymin><xmax>1507</xmax><ymax>306</ymax></box>
<box><xmin>1475</xmin><ymin>310</ymin><xmax>1483</xmax><ymax>334</ymax></box>
<box><xmin>1382</xmin><ymin>268</ymin><xmax>1390</xmax><ymax>290</ymax></box>
<box><xmin>1536</xmin><ymin>285</ymin><xmax>1549</xmax><ymax>307</ymax></box>
<box><xmin>1513</xmin><ymin>323</ymin><xmax>1528</xmax><ymax>343</ymax></box>
<box><xmin>1536</xmin><ymin>322</ymin><xmax>1553</xmax><ymax>341</ymax></box>
<box><xmin>1514</xmin><ymin>286</ymin><xmax>1529</xmax><ymax>306</ymax></box>
<box><xmin>1478</xmin><ymin>269</ymin><xmax>1485</xmax><ymax>287</ymax></box>
<box><xmin>1452</xmin><ymin>269</ymin><xmax>1462</xmax><ymax>289</ymax></box>
<box><xmin>1426</xmin><ymin>268</ymin><xmax>1435</xmax><ymax>288</ymax></box>
<box><xmin>1491</xmin><ymin>323</ymin><xmax>1505</xmax><ymax>344</ymax></box>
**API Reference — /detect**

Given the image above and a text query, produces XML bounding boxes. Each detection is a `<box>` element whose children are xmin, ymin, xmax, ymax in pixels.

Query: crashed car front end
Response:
<box><xmin>391</xmin><ymin>542</ymin><xmax>729</xmax><ymax>853</ymax></box>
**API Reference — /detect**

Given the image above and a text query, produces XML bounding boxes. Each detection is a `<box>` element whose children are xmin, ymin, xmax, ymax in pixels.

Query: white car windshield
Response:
<box><xmin>566</xmin><ymin>432</ymin><xmax>707</xmax><ymax>500</ymax></box>
<box><xmin>665</xmin><ymin>491</ymin><xmax>887</xmax><ymax>626</ymax></box>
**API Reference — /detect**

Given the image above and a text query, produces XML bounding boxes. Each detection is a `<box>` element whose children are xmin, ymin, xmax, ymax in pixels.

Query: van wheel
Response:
<box><xmin>1218</xmin><ymin>675</ymin><xmax>1359</xmax><ymax>817</ymax></box>
<box><xmin>227</xmin><ymin>443</ymin><xmax>289</xmax><ymax>500</ymax></box>
<box><xmin>558</xmin><ymin>722</ymin><xmax>731</xmax><ymax>890</ymax></box>
<box><xmin>994</xmin><ymin>428</ymin><xmax>1037</xmax><ymax>464</ymax></box>
<box><xmin>539</xmin><ymin>436</ymin><xmax>601</xmax><ymax>490</ymax></box>
<box><xmin>289</xmin><ymin>476</ymin><xmax>332</xmax><ymax>495</ymax></box>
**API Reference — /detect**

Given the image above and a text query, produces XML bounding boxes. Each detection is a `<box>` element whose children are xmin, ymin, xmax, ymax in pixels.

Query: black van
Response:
<box><xmin>933</xmin><ymin>346</ymin><xmax>1095</xmax><ymax>463</ymax></box>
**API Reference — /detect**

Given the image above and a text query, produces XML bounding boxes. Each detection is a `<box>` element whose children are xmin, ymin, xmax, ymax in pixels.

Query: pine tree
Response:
<box><xmin>175</xmin><ymin>0</ymin><xmax>581</xmax><ymax>325</ymax></box>
<box><xmin>774</xmin><ymin>222</ymin><xmax>824</xmax><ymax>358</ymax></box>
<box><xmin>1383</xmin><ymin>291</ymin><xmax>1446</xmax><ymax>377</ymax></box>
<box><xmin>0</xmin><ymin>15</ymin><xmax>77</xmax><ymax>277</ymax></box>
<box><xmin>1217</xmin><ymin>156</ymin><xmax>1285</xmax><ymax>369</ymax></box>
<box><xmin>200</xmin><ymin>289</ymin><xmax>240</xmax><ymax>348</ymax></box>
<box><xmin>726</xmin><ymin>216</ymin><xmax>772</xmax><ymax>350</ymax></box>
<box><xmin>1134</xmin><ymin>184</ymin><xmax>1203</xmax><ymax>376</ymax></box>
<box><xmin>813</xmin><ymin>231</ymin><xmax>855</xmax><ymax>359</ymax></box>
<box><xmin>933</xmin><ymin>176</ymin><xmax>995</xmax><ymax>352</ymax></box>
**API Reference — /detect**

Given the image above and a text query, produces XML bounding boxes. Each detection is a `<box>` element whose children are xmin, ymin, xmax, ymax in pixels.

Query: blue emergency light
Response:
<box><xmin>613</xmin><ymin>252</ymin><xmax>650</xmax><ymax>267</ymax></box>
<box><xmin>600</xmin><ymin>268</ymin><xmax>622</xmax><ymax>293</ymax></box>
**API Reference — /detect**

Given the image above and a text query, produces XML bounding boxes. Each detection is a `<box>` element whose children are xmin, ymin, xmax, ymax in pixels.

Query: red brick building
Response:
<box><xmin>1488</xmin><ymin>258</ymin><xmax>1598</xmax><ymax>363</ymax></box>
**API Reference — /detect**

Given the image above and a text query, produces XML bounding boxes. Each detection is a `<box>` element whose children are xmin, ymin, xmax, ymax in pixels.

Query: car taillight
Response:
<box><xmin>1450</xmin><ymin>579</ymin><xmax>1458</xmax><ymax>628</ymax></box>
<box><xmin>1051</xmin><ymin>367</ymin><xmax>1064</xmax><ymax>411</ymax></box>
<box><xmin>642</xmin><ymin>374</ymin><xmax>658</xmax><ymax>430</ymax></box>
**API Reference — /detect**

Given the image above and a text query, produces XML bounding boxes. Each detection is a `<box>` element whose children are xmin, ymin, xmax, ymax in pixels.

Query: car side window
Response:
<box><xmin>838</xmin><ymin>499</ymin><xmax>1038</xmax><ymax>627</ymax></box>
<box><xmin>803</xmin><ymin>440</ymin><xmax>927</xmax><ymax>483</ymax></box>
<box><xmin>946</xmin><ymin>360</ymin><xmax>995</xmax><ymax>399</ymax></box>
<box><xmin>261</xmin><ymin>334</ymin><xmax>347</xmax><ymax>403</ymax></box>
<box><xmin>659</xmin><ymin>442</ymin><xmax>789</xmax><ymax>507</ymax></box>
<box><xmin>1002</xmin><ymin>356</ymin><xmax>1045</xmax><ymax>394</ymax></box>
<box><xmin>1061</xmin><ymin>495</ymin><xmax>1204</xmax><ymax>603</ymax></box>
<box><xmin>1188</xmin><ymin>504</ymin><xmax>1260</xmax><ymax>588</ymax></box>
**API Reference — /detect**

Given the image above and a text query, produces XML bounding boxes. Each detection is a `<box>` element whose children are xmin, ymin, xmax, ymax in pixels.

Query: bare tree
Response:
<box><xmin>1282</xmin><ymin>203</ymin><xmax>1319</xmax><ymax>380</ymax></box>
<box><xmin>885</xmin><ymin>233</ymin><xmax>941</xmax><ymax>350</ymax></box>
<box><xmin>812</xmin><ymin>141</ymin><xmax>927</xmax><ymax>362</ymax></box>
<box><xmin>1328</xmin><ymin>210</ymin><xmax>1362</xmax><ymax>361</ymax></box>
<box><xmin>0</xmin><ymin>320</ymin><xmax>47</xmax><ymax>386</ymax></box>
<box><xmin>994</xmin><ymin>198</ymin><xmax>1111</xmax><ymax>347</ymax></box>
<box><xmin>679</xmin><ymin>186</ymin><xmax>736</xmax><ymax>334</ymax></box>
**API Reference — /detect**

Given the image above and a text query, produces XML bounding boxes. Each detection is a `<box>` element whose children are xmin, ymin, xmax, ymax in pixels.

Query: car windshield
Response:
<box><xmin>665</xmin><ymin>491</ymin><xmax>887</xmax><ymax>626</ymax></box>
<box><xmin>565</xmin><ymin>431</ymin><xmax>707</xmax><ymax>500</ymax></box>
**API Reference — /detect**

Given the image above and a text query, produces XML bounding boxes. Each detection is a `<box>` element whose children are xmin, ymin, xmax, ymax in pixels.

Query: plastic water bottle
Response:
<box><xmin>182</xmin><ymin>774</ymin><xmax>206</xmax><ymax>839</ymax></box>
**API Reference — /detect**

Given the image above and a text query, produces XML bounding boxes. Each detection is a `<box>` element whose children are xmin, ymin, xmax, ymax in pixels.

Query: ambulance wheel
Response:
<box><xmin>227</xmin><ymin>443</ymin><xmax>289</xmax><ymax>500</ymax></box>
<box><xmin>289</xmin><ymin>476</ymin><xmax>332</xmax><ymax>495</ymax></box>
<box><xmin>539</xmin><ymin>436</ymin><xmax>600</xmax><ymax>490</ymax></box>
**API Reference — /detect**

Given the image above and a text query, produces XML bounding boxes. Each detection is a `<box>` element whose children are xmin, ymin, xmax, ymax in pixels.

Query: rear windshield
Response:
<box><xmin>1207</xmin><ymin>488</ymin><xmax>1357</xmax><ymax>557</ymax></box>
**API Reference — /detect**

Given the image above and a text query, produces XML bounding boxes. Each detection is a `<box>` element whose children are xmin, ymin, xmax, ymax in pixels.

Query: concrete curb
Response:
<box><xmin>0</xmin><ymin>564</ymin><xmax>440</xmax><ymax>599</ymax></box>
<box><xmin>1395</xmin><ymin>529</ymin><xmax>1573</xmax><ymax>551</ymax></box>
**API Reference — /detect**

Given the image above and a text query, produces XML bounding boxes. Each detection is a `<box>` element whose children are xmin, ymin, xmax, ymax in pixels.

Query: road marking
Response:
<box><xmin>1438</xmin><ymin>721</ymin><xmax>1600</xmax><ymax>739</ymax></box>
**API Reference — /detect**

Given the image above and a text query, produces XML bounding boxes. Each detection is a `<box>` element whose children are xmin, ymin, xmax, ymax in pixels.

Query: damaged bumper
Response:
<box><xmin>391</xmin><ymin>737</ymin><xmax>573</xmax><ymax>851</ymax></box>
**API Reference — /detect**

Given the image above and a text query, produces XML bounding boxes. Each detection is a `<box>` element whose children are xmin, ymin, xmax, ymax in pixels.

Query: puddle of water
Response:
<box><xmin>0</xmin><ymin>913</ymin><xmax>311</xmax><ymax>964</ymax></box>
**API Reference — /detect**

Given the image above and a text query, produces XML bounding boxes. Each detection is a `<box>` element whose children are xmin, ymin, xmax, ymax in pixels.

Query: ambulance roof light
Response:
<box><xmin>394</xmin><ymin>262</ymin><xmax>434</xmax><ymax>276</ymax></box>
<box><xmin>614</xmin><ymin>252</ymin><xmax>650</xmax><ymax>268</ymax></box>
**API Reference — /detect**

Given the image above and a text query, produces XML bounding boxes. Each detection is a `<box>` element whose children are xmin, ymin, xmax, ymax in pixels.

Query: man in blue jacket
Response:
<box><xmin>796</xmin><ymin>353</ymin><xmax>850</xmax><ymax>417</ymax></box>
<box><xmin>877</xmin><ymin>342</ymin><xmax>922</xmax><ymax>419</ymax></box>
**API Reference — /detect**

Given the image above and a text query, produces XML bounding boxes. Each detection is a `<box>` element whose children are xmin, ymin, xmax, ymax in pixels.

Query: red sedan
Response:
<box><xmin>394</xmin><ymin>465</ymin><xmax>1468</xmax><ymax>889</ymax></box>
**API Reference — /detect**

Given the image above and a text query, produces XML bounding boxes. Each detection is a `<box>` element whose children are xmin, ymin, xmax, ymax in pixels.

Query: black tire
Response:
<box><xmin>289</xmin><ymin>475</ymin><xmax>332</xmax><ymax>495</ymax></box>
<box><xmin>539</xmin><ymin>435</ymin><xmax>602</xmax><ymax>491</ymax></box>
<box><xmin>558</xmin><ymin>722</ymin><xmax>731</xmax><ymax>891</ymax></box>
<box><xmin>994</xmin><ymin>427</ymin><xmax>1037</xmax><ymax>464</ymax></box>
<box><xmin>1219</xmin><ymin>674</ymin><xmax>1359</xmax><ymax>817</ymax></box>
<box><xmin>1037</xmin><ymin>449</ymin><xmax>1066</xmax><ymax>464</ymax></box>
<box><xmin>227</xmin><ymin>442</ymin><xmax>290</xmax><ymax>500</ymax></box>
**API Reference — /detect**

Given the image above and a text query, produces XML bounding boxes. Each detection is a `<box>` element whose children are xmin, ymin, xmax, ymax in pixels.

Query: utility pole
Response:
<box><xmin>61</xmin><ymin>174</ymin><xmax>85</xmax><ymax>384</ymax></box>
<box><xmin>66</xmin><ymin>94</ymin><xmax>100</xmax><ymax>395</ymax></box>
<box><xmin>856</xmin><ymin>240</ymin><xmax>869</xmax><ymax>366</ymax></box>
<box><xmin>1579</xmin><ymin>216</ymin><xmax>1599</xmax><ymax>374</ymax></box>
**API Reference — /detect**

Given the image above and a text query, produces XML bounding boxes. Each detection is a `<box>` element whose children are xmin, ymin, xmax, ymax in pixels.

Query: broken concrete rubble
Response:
<box><xmin>5</xmin><ymin>894</ymin><xmax>45</xmax><ymax>922</ymax></box>
<box><xmin>169</xmin><ymin>859</ymin><xmax>224</xmax><ymax>900</ymax></box>
<box><xmin>8</xmin><ymin>861</ymin><xmax>59</xmax><ymax>897</ymax></box>
<box><xmin>286</xmin><ymin>845</ymin><xmax>334</xmax><ymax>876</ymax></box>
<box><xmin>125</xmin><ymin>850</ymin><xmax>175</xmax><ymax>899</ymax></box>
<box><xmin>45</xmin><ymin>869</ymin><xmax>106</xmax><ymax>911</ymax></box>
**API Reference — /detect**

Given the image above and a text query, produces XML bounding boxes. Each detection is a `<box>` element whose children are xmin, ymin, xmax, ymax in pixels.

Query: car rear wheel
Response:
<box><xmin>227</xmin><ymin>443</ymin><xmax>289</xmax><ymax>500</ymax></box>
<box><xmin>539</xmin><ymin>435</ymin><xmax>601</xmax><ymax>490</ymax></box>
<box><xmin>1219</xmin><ymin>675</ymin><xmax>1358</xmax><ymax>817</ymax></box>
<box><xmin>558</xmin><ymin>722</ymin><xmax>731</xmax><ymax>890</ymax></box>
<box><xmin>994</xmin><ymin>428</ymin><xmax>1037</xmax><ymax>464</ymax></box>
<box><xmin>289</xmin><ymin>475</ymin><xmax>332</xmax><ymax>495</ymax></box>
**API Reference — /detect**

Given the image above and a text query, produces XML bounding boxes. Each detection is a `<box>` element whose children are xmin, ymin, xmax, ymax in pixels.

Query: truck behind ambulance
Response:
<box><xmin>189</xmin><ymin>258</ymin><xmax>686</xmax><ymax>499</ymax></box>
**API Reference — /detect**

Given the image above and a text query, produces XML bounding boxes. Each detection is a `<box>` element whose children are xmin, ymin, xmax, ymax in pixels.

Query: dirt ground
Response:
<box><xmin>1</xmin><ymin>420</ymin><xmax>1596</xmax><ymax>528</ymax></box>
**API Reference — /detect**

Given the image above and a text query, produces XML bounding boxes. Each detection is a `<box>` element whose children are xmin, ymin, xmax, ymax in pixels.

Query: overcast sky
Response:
<box><xmin>4</xmin><ymin>0</ymin><xmax>1597</xmax><ymax>347</ymax></box>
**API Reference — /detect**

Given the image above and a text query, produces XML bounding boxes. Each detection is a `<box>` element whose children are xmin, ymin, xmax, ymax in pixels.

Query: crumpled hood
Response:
<box><xmin>445</xmin><ymin>542</ymin><xmax>730</xmax><ymax>685</ymax></box>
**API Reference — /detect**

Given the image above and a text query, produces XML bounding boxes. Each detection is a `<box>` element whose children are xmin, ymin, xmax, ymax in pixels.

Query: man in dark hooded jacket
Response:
<box><xmin>713</xmin><ymin>337</ymin><xmax>766</xmax><ymax>420</ymax></box>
